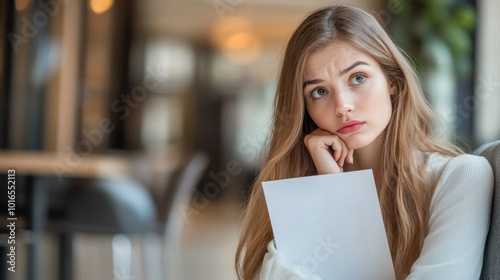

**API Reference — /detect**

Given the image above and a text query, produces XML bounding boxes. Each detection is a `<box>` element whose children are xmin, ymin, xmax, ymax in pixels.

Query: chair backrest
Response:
<box><xmin>163</xmin><ymin>151</ymin><xmax>210</xmax><ymax>240</ymax></box>
<box><xmin>42</xmin><ymin>176</ymin><xmax>157</xmax><ymax>234</ymax></box>
<box><xmin>160</xmin><ymin>152</ymin><xmax>209</xmax><ymax>279</ymax></box>
<box><xmin>473</xmin><ymin>140</ymin><xmax>500</xmax><ymax>280</ymax></box>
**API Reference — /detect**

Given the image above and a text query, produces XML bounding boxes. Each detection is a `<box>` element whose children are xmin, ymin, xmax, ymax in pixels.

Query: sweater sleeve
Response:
<box><xmin>406</xmin><ymin>154</ymin><xmax>494</xmax><ymax>279</ymax></box>
<box><xmin>257</xmin><ymin>240</ymin><xmax>322</xmax><ymax>280</ymax></box>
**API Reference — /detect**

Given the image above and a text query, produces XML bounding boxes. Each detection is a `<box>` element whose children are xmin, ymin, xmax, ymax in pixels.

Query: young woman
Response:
<box><xmin>235</xmin><ymin>5</ymin><xmax>493</xmax><ymax>280</ymax></box>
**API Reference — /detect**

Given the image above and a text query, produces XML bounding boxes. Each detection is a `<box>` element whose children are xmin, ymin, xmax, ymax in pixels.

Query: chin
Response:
<box><xmin>342</xmin><ymin>134</ymin><xmax>377</xmax><ymax>150</ymax></box>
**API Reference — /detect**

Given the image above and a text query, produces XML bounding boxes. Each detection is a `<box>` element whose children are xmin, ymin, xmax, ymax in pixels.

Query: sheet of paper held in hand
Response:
<box><xmin>262</xmin><ymin>170</ymin><xmax>396</xmax><ymax>280</ymax></box>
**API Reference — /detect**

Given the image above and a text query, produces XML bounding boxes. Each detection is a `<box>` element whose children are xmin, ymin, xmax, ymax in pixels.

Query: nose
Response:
<box><xmin>334</xmin><ymin>90</ymin><xmax>354</xmax><ymax>117</ymax></box>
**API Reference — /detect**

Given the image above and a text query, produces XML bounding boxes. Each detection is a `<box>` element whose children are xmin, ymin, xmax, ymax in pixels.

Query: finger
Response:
<box><xmin>304</xmin><ymin>129</ymin><xmax>345</xmax><ymax>175</ymax></box>
<box><xmin>347</xmin><ymin>149</ymin><xmax>354</xmax><ymax>164</ymax></box>
<box><xmin>337</xmin><ymin>140</ymin><xmax>348</xmax><ymax>167</ymax></box>
<box><xmin>328</xmin><ymin>136</ymin><xmax>343</xmax><ymax>161</ymax></box>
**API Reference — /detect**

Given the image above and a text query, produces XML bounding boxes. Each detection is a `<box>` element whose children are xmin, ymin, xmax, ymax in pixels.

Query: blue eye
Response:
<box><xmin>311</xmin><ymin>88</ymin><xmax>327</xmax><ymax>99</ymax></box>
<box><xmin>351</xmin><ymin>74</ymin><xmax>366</xmax><ymax>85</ymax></box>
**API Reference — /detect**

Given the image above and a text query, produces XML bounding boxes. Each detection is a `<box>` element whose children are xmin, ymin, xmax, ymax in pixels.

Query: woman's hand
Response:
<box><xmin>304</xmin><ymin>128</ymin><xmax>354</xmax><ymax>175</ymax></box>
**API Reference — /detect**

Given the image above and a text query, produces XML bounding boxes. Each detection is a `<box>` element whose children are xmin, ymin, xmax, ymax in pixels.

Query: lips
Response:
<box><xmin>336</xmin><ymin>120</ymin><xmax>365</xmax><ymax>134</ymax></box>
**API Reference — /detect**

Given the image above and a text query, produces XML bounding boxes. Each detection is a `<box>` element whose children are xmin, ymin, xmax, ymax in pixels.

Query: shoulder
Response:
<box><xmin>437</xmin><ymin>153</ymin><xmax>493</xmax><ymax>181</ymax></box>
<box><xmin>429</xmin><ymin>153</ymin><xmax>494</xmax><ymax>209</ymax></box>
<box><xmin>426</xmin><ymin>153</ymin><xmax>493</xmax><ymax>180</ymax></box>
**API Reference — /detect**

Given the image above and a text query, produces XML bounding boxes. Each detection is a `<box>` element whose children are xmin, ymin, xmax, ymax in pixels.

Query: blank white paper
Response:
<box><xmin>262</xmin><ymin>170</ymin><xmax>396</xmax><ymax>280</ymax></box>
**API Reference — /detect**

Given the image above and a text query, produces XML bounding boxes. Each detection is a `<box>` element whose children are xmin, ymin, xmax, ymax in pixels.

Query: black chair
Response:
<box><xmin>39</xmin><ymin>175</ymin><xmax>158</xmax><ymax>280</ymax></box>
<box><xmin>474</xmin><ymin>140</ymin><xmax>500</xmax><ymax>280</ymax></box>
<box><xmin>49</xmin><ymin>151</ymin><xmax>208</xmax><ymax>280</ymax></box>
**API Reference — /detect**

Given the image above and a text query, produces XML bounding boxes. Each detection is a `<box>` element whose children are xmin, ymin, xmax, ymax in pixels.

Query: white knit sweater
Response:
<box><xmin>258</xmin><ymin>154</ymin><xmax>494</xmax><ymax>280</ymax></box>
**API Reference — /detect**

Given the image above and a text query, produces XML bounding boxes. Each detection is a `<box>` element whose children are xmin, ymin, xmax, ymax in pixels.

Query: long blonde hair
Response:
<box><xmin>235</xmin><ymin>5</ymin><xmax>461</xmax><ymax>279</ymax></box>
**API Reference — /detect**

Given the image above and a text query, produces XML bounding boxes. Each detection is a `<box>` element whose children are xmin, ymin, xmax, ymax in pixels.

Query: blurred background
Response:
<box><xmin>0</xmin><ymin>0</ymin><xmax>499</xmax><ymax>279</ymax></box>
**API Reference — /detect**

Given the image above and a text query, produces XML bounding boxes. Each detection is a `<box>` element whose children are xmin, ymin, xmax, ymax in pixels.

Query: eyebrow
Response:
<box><xmin>302</xmin><ymin>61</ymin><xmax>369</xmax><ymax>90</ymax></box>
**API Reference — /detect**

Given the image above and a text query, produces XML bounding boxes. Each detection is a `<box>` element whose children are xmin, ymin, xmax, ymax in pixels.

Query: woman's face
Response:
<box><xmin>303</xmin><ymin>40</ymin><xmax>394</xmax><ymax>150</ymax></box>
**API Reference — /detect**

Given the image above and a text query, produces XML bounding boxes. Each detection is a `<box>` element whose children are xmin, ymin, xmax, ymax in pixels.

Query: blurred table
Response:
<box><xmin>0</xmin><ymin>150</ymin><xmax>181</xmax><ymax>178</ymax></box>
